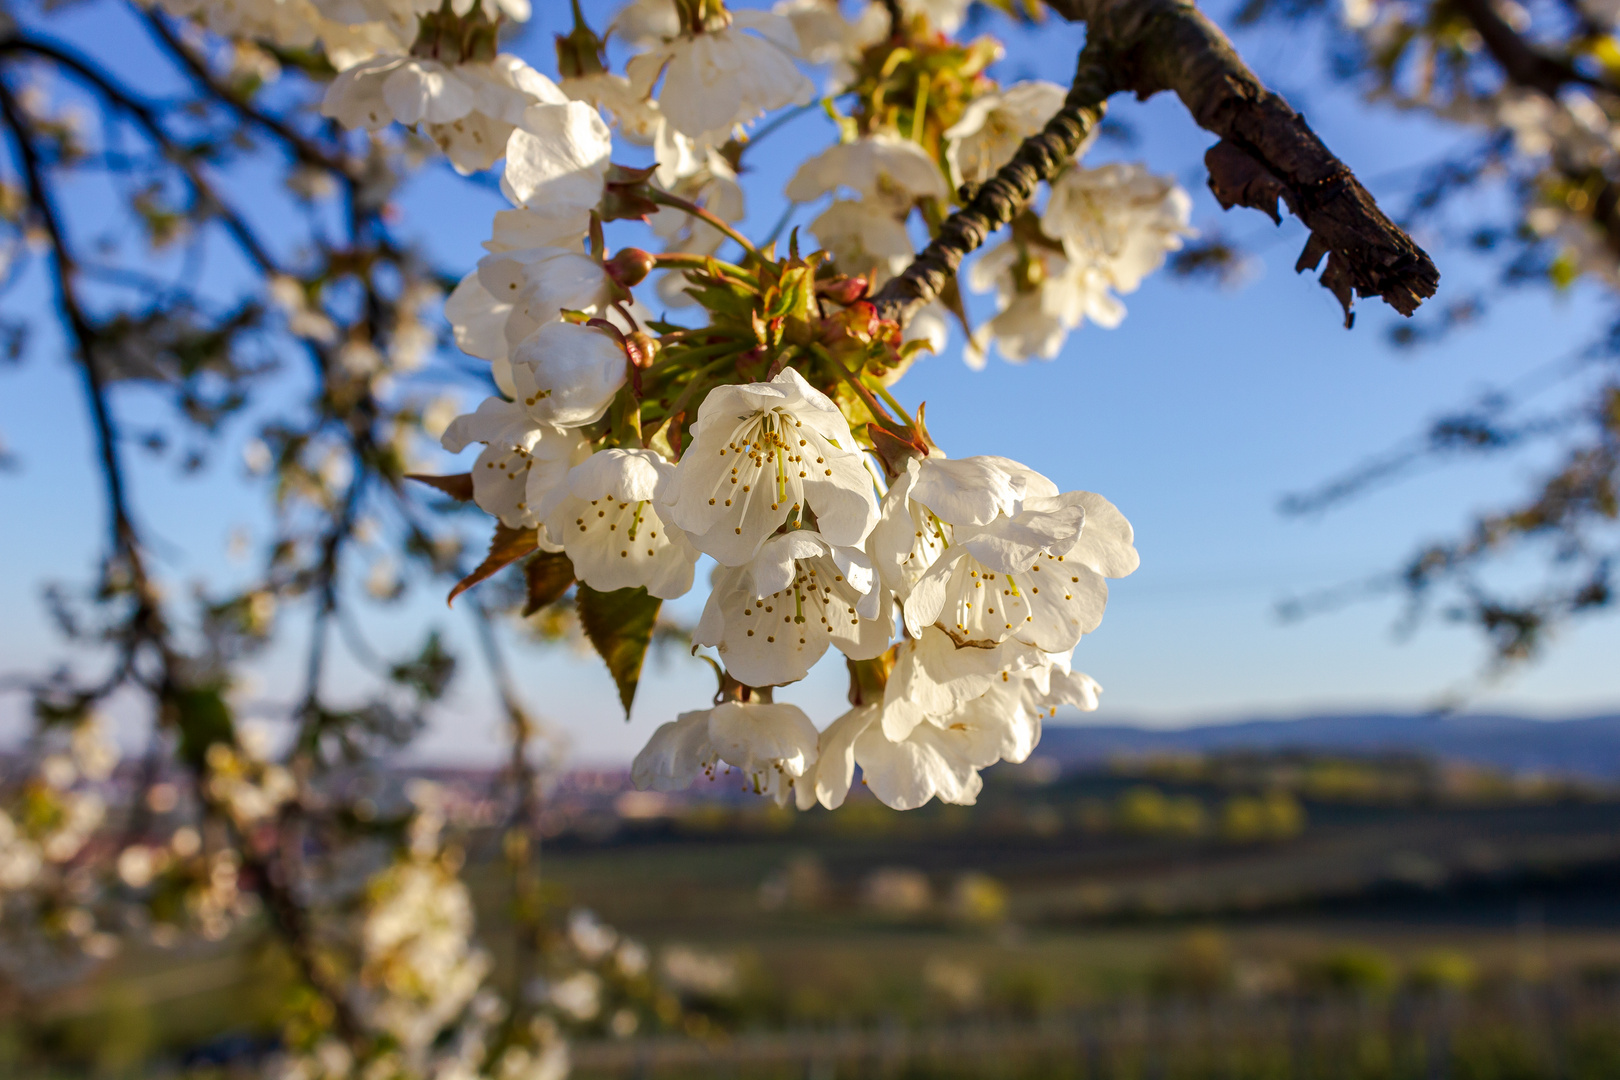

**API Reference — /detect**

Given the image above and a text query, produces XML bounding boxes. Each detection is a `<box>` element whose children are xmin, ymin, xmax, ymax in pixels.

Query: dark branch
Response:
<box><xmin>1450</xmin><ymin>0</ymin><xmax>1605</xmax><ymax>97</ymax></box>
<box><xmin>140</xmin><ymin>9</ymin><xmax>361</xmax><ymax>181</ymax></box>
<box><xmin>883</xmin><ymin>0</ymin><xmax>1440</xmax><ymax>329</ymax></box>
<box><xmin>872</xmin><ymin>43</ymin><xmax>1115</xmax><ymax>325</ymax></box>
<box><xmin>1072</xmin><ymin>0</ymin><xmax>1438</xmax><ymax>321</ymax></box>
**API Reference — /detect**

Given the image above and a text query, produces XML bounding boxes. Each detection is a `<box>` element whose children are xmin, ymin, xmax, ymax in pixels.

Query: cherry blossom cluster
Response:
<box><xmin>268</xmin><ymin>783</ymin><xmax>684</xmax><ymax>1080</ymax></box>
<box><xmin>367</xmin><ymin>0</ymin><xmax>1177</xmax><ymax>814</ymax></box>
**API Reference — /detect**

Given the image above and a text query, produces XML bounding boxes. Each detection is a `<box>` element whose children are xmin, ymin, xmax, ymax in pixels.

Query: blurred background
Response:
<box><xmin>2</xmin><ymin>0</ymin><xmax>1619</xmax><ymax>1076</ymax></box>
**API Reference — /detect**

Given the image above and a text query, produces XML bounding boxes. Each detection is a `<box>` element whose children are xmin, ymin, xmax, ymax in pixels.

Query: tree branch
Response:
<box><xmin>872</xmin><ymin>42</ymin><xmax>1115</xmax><ymax>325</ymax></box>
<box><xmin>1058</xmin><ymin>0</ymin><xmax>1439</xmax><ymax>321</ymax></box>
<box><xmin>879</xmin><ymin>0</ymin><xmax>1439</xmax><ymax>329</ymax></box>
<box><xmin>1449</xmin><ymin>0</ymin><xmax>1604</xmax><ymax>97</ymax></box>
<box><xmin>0</xmin><ymin>34</ymin><xmax>283</xmax><ymax>275</ymax></box>
<box><xmin>140</xmin><ymin>9</ymin><xmax>361</xmax><ymax>181</ymax></box>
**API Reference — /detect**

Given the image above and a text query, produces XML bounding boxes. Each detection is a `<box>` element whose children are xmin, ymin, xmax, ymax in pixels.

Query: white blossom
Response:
<box><xmin>631</xmin><ymin>701</ymin><xmax>820</xmax><ymax>808</ymax></box>
<box><xmin>502</xmin><ymin>100</ymin><xmax>615</xmax><ymax>209</ymax></box>
<box><xmin>476</xmin><ymin>246</ymin><xmax>611</xmax><ymax>353</ymax></box>
<box><xmin>611</xmin><ymin>0</ymin><xmax>682</xmax><ymax>50</ymax></box>
<box><xmin>660</xmin><ymin>368</ymin><xmax>880</xmax><ymax>566</ymax></box>
<box><xmin>870</xmin><ymin>454</ymin><xmax>1138</xmax><ymax>652</ymax></box>
<box><xmin>547</xmin><ymin>971</ymin><xmax>602</xmax><ymax>1021</ymax></box>
<box><xmin>812</xmin><ymin>643</ymin><xmax>1102</xmax><ymax>810</ymax></box>
<box><xmin>322</xmin><ymin>54</ymin><xmax>566</xmax><ymax>173</ymax></box>
<box><xmin>969</xmin><ymin>162</ymin><xmax>1190</xmax><ymax>364</ymax></box>
<box><xmin>562</xmin><ymin>70</ymin><xmax>664</xmax><ymax>144</ymax></box>
<box><xmin>566</xmin><ymin>908</ymin><xmax>617</xmax><ymax>961</ymax></box>
<box><xmin>964</xmin><ymin>240</ymin><xmax>1123</xmax><ymax>365</ymax></box>
<box><xmin>626</xmin><ymin>10</ymin><xmax>815</xmax><ymax>141</ymax></box>
<box><xmin>537</xmin><ymin>449</ymin><xmax>698</xmax><ymax>599</ymax></box>
<box><xmin>901</xmin><ymin>0</ymin><xmax>974</xmax><ymax>33</ymax></box>
<box><xmin>945</xmin><ymin>80</ymin><xmax>1071</xmax><ymax>188</ymax></box>
<box><xmin>786</xmin><ymin>133</ymin><xmax>950</xmax><ymax>212</ymax></box>
<box><xmin>694</xmin><ymin>530</ymin><xmax>892</xmax><ymax>686</ymax></box>
<box><xmin>441</xmin><ymin>397</ymin><xmax>588</xmax><ymax>528</ymax></box>
<box><xmin>1042</xmin><ymin>162</ymin><xmax>1194</xmax><ymax>292</ymax></box>
<box><xmin>773</xmin><ymin>0</ymin><xmax>887</xmax><ymax>88</ymax></box>
<box><xmin>507</xmin><ymin>321</ymin><xmax>629</xmax><ymax>430</ymax></box>
<box><xmin>358</xmin><ymin>860</ymin><xmax>491</xmax><ymax>1056</ymax></box>
<box><xmin>805</xmin><ymin>199</ymin><xmax>916</xmax><ymax>286</ymax></box>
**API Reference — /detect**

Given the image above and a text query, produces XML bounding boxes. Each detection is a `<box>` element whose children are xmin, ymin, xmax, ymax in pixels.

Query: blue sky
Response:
<box><xmin>1</xmin><ymin>1</ymin><xmax>1616</xmax><ymax>765</ymax></box>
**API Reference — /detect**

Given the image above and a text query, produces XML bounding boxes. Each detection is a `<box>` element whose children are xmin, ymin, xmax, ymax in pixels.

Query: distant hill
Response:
<box><xmin>1037</xmin><ymin>712</ymin><xmax>1620</xmax><ymax>779</ymax></box>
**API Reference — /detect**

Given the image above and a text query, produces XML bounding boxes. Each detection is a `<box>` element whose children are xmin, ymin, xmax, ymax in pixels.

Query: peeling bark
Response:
<box><xmin>877</xmin><ymin>0</ymin><xmax>1439</xmax><ymax>329</ymax></box>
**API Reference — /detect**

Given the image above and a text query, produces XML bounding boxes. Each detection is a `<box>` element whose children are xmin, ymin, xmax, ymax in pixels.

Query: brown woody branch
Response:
<box><xmin>872</xmin><ymin>44</ymin><xmax>1115</xmax><ymax>326</ymax></box>
<box><xmin>142</xmin><ymin>9</ymin><xmax>362</xmax><ymax>182</ymax></box>
<box><xmin>877</xmin><ymin>0</ymin><xmax>1439</xmax><ymax>328</ymax></box>
<box><xmin>1450</xmin><ymin>0</ymin><xmax>1607</xmax><ymax>98</ymax></box>
<box><xmin>0</xmin><ymin>65</ymin><xmax>368</xmax><ymax>1050</ymax></box>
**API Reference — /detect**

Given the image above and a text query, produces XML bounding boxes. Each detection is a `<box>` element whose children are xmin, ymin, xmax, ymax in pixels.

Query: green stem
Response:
<box><xmin>649</xmin><ymin>189</ymin><xmax>757</xmax><ymax>256</ymax></box>
<box><xmin>869</xmin><ymin>378</ymin><xmax>918</xmax><ymax>431</ymax></box>
<box><xmin>642</xmin><ymin>339</ymin><xmax>740</xmax><ymax>381</ymax></box>
<box><xmin>910</xmin><ymin>71</ymin><xmax>930</xmax><ymax>143</ymax></box>
<box><xmin>643</xmin><ymin>352</ymin><xmax>743</xmax><ymax>445</ymax></box>
<box><xmin>808</xmin><ymin>343</ymin><xmax>904</xmax><ymax>436</ymax></box>
<box><xmin>651</xmin><ymin>250</ymin><xmax>758</xmax><ymax>285</ymax></box>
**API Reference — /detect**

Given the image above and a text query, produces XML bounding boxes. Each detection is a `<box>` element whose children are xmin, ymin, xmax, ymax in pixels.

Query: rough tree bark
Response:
<box><xmin>874</xmin><ymin>0</ymin><xmax>1440</xmax><ymax>329</ymax></box>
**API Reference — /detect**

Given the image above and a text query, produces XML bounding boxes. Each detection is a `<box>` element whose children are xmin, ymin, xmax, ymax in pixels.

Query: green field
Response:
<box><xmin>8</xmin><ymin>755</ymin><xmax>1620</xmax><ymax>1077</ymax></box>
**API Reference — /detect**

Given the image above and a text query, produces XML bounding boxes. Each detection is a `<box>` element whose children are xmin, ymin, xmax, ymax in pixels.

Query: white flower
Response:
<box><xmin>537</xmin><ymin>449</ymin><xmax>698</xmax><ymax>599</ymax></box>
<box><xmin>870</xmin><ymin>455</ymin><xmax>1138</xmax><ymax>652</ymax></box>
<box><xmin>445</xmin><ymin>271</ymin><xmax>516</xmax><ymax>367</ymax></box>
<box><xmin>548</xmin><ymin>971</ymin><xmax>602</xmax><ymax>1022</ymax></box>
<box><xmin>506</xmin><ymin>321</ymin><xmax>628</xmax><ymax>429</ymax></box>
<box><xmin>650</xmin><ymin>128</ymin><xmax>746</xmax><ymax>305</ymax></box>
<box><xmin>945</xmin><ymin>81</ymin><xmax>1071</xmax><ymax>188</ymax></box>
<box><xmin>476</xmin><ymin>246</ymin><xmax>611</xmax><ymax>352</ymax></box>
<box><xmin>773</xmin><ymin>0</ymin><xmax>887</xmax><ymax>88</ymax></box>
<box><xmin>1041</xmin><ymin>162</ymin><xmax>1194</xmax><ymax>292</ymax></box>
<box><xmin>812</xmin><ymin>644</ymin><xmax>1101</xmax><ymax>811</ymax></box>
<box><xmin>501</xmin><ymin>100</ymin><xmax>614</xmax><ymax>210</ymax></box>
<box><xmin>321</xmin><ymin>54</ymin><xmax>566</xmax><ymax>173</ymax></box>
<box><xmin>627</xmin><ymin>11</ymin><xmax>814</xmax><ymax>141</ymax></box>
<box><xmin>660</xmin><ymin>368</ymin><xmax>880</xmax><ymax>566</ymax></box>
<box><xmin>694</xmin><ymin>530</ymin><xmax>892</xmax><ymax>687</ymax></box>
<box><xmin>901</xmin><ymin>0</ymin><xmax>974</xmax><ymax>33</ymax></box>
<box><xmin>441</xmin><ymin>397</ymin><xmax>588</xmax><ymax>527</ymax></box>
<box><xmin>964</xmin><ymin>240</ymin><xmax>1123</xmax><ymax>365</ymax></box>
<box><xmin>444</xmin><ymin>113</ymin><xmax>606</xmax><ymax>366</ymax></box>
<box><xmin>611</xmin><ymin>0</ymin><xmax>682</xmax><ymax>50</ymax></box>
<box><xmin>567</xmin><ymin>909</ymin><xmax>617</xmax><ymax>961</ymax></box>
<box><xmin>562</xmin><ymin>71</ymin><xmax>664</xmax><ymax>145</ymax></box>
<box><xmin>358</xmin><ymin>860</ymin><xmax>491</xmax><ymax>1055</ymax></box>
<box><xmin>786</xmin><ymin>133</ymin><xmax>949</xmax><ymax>212</ymax></box>
<box><xmin>805</xmin><ymin>200</ymin><xmax>915</xmax><ymax>286</ymax></box>
<box><xmin>631</xmin><ymin>701</ymin><xmax>820</xmax><ymax>808</ymax></box>
<box><xmin>786</xmin><ymin>134</ymin><xmax>946</xmax><ymax>285</ymax></box>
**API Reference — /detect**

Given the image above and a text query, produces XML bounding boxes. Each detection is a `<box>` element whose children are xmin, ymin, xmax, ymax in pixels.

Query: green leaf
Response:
<box><xmin>523</xmin><ymin>550</ymin><xmax>575</xmax><ymax>616</ymax></box>
<box><xmin>173</xmin><ymin>686</ymin><xmax>235</xmax><ymax>770</ymax></box>
<box><xmin>576</xmin><ymin>584</ymin><xmax>661</xmax><ymax>718</ymax></box>
<box><xmin>449</xmin><ymin>523</ymin><xmax>539</xmax><ymax>606</ymax></box>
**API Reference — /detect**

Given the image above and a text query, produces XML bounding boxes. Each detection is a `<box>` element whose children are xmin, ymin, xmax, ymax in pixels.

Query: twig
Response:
<box><xmin>872</xmin><ymin>43</ymin><xmax>1114</xmax><ymax>326</ymax></box>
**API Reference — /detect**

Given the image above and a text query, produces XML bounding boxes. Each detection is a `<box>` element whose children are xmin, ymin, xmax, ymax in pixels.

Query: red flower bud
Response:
<box><xmin>817</xmin><ymin>275</ymin><xmax>869</xmax><ymax>306</ymax></box>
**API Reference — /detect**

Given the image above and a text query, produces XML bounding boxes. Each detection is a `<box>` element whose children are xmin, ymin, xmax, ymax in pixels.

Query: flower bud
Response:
<box><xmin>816</xmin><ymin>275</ymin><xmax>869</xmax><ymax>306</ymax></box>
<box><xmin>624</xmin><ymin>331</ymin><xmax>660</xmax><ymax>369</ymax></box>
<box><xmin>605</xmin><ymin>248</ymin><xmax>656</xmax><ymax>288</ymax></box>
